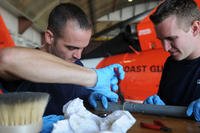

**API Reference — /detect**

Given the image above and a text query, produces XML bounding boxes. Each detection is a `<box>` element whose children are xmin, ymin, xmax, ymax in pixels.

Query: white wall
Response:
<box><xmin>0</xmin><ymin>6</ymin><xmax>41</xmax><ymax>48</ymax></box>
<box><xmin>98</xmin><ymin>2</ymin><xmax>158</xmax><ymax>21</ymax></box>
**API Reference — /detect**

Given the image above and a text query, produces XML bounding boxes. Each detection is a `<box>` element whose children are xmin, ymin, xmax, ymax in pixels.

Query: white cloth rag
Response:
<box><xmin>51</xmin><ymin>98</ymin><xmax>136</xmax><ymax>133</ymax></box>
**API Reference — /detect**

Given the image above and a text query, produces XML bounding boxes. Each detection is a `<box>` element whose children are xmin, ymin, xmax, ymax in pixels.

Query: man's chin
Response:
<box><xmin>64</xmin><ymin>59</ymin><xmax>74</xmax><ymax>63</ymax></box>
<box><xmin>64</xmin><ymin>58</ymin><xmax>77</xmax><ymax>63</ymax></box>
<box><xmin>70</xmin><ymin>60</ymin><xmax>77</xmax><ymax>63</ymax></box>
<box><xmin>172</xmin><ymin>55</ymin><xmax>184</xmax><ymax>61</ymax></box>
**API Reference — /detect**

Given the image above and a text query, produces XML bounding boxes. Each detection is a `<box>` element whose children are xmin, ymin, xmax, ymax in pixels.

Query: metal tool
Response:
<box><xmin>95</xmin><ymin>101</ymin><xmax>188</xmax><ymax>118</ymax></box>
<box><xmin>140</xmin><ymin>120</ymin><xmax>172</xmax><ymax>132</ymax></box>
<box><xmin>117</xmin><ymin>87</ymin><xmax>125</xmax><ymax>104</ymax></box>
<box><xmin>114</xmin><ymin>67</ymin><xmax>125</xmax><ymax>104</ymax></box>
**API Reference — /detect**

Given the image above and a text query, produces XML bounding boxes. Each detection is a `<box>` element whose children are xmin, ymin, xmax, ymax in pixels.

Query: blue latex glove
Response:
<box><xmin>88</xmin><ymin>64</ymin><xmax>124</xmax><ymax>109</ymax></box>
<box><xmin>143</xmin><ymin>94</ymin><xmax>166</xmax><ymax>105</ymax></box>
<box><xmin>91</xmin><ymin>64</ymin><xmax>125</xmax><ymax>92</ymax></box>
<box><xmin>88</xmin><ymin>90</ymin><xmax>119</xmax><ymax>109</ymax></box>
<box><xmin>41</xmin><ymin>115</ymin><xmax>64</xmax><ymax>133</ymax></box>
<box><xmin>186</xmin><ymin>98</ymin><xmax>200</xmax><ymax>121</ymax></box>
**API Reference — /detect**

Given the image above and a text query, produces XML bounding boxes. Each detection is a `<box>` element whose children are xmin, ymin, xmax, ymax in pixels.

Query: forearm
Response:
<box><xmin>0</xmin><ymin>47</ymin><xmax>97</xmax><ymax>87</ymax></box>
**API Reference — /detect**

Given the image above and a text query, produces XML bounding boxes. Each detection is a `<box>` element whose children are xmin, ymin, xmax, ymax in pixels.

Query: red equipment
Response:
<box><xmin>96</xmin><ymin>5</ymin><xmax>169</xmax><ymax>102</ymax></box>
<box><xmin>96</xmin><ymin>0</ymin><xmax>200</xmax><ymax>102</ymax></box>
<box><xmin>0</xmin><ymin>15</ymin><xmax>15</xmax><ymax>48</ymax></box>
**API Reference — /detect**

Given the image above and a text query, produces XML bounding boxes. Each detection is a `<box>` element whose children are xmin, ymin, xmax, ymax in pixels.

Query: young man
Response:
<box><xmin>0</xmin><ymin>3</ymin><xmax>125</xmax><ymax>115</ymax></box>
<box><xmin>143</xmin><ymin>0</ymin><xmax>200</xmax><ymax>121</ymax></box>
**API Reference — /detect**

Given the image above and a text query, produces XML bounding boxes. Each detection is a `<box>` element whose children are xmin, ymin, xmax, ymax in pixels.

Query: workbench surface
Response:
<box><xmin>128</xmin><ymin>113</ymin><xmax>200</xmax><ymax>133</ymax></box>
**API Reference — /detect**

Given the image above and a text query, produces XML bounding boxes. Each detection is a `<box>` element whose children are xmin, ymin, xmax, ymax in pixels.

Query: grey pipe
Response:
<box><xmin>95</xmin><ymin>101</ymin><xmax>188</xmax><ymax>118</ymax></box>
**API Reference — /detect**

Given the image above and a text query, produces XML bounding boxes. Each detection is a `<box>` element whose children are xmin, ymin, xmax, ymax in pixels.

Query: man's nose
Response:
<box><xmin>163</xmin><ymin>40</ymin><xmax>172</xmax><ymax>52</ymax></box>
<box><xmin>73</xmin><ymin>49</ymin><xmax>82</xmax><ymax>59</ymax></box>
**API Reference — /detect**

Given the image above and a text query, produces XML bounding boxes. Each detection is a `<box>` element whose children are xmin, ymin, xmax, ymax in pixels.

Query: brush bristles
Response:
<box><xmin>0</xmin><ymin>92</ymin><xmax>49</xmax><ymax>126</ymax></box>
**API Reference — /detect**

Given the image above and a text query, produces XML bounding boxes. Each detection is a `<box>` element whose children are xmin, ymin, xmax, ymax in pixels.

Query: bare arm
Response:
<box><xmin>0</xmin><ymin>47</ymin><xmax>97</xmax><ymax>87</ymax></box>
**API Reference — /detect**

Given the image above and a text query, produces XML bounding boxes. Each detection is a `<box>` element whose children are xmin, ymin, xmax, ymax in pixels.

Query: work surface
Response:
<box><xmin>128</xmin><ymin>113</ymin><xmax>200</xmax><ymax>133</ymax></box>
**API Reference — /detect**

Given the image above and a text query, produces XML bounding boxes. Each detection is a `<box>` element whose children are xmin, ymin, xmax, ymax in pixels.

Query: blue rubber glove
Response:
<box><xmin>186</xmin><ymin>98</ymin><xmax>200</xmax><ymax>121</ymax></box>
<box><xmin>88</xmin><ymin>90</ymin><xmax>119</xmax><ymax>109</ymax></box>
<box><xmin>91</xmin><ymin>64</ymin><xmax>125</xmax><ymax>92</ymax></box>
<box><xmin>143</xmin><ymin>94</ymin><xmax>166</xmax><ymax>105</ymax></box>
<box><xmin>41</xmin><ymin>115</ymin><xmax>64</xmax><ymax>133</ymax></box>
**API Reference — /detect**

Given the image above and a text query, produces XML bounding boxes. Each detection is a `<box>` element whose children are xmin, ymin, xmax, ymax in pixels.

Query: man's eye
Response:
<box><xmin>167</xmin><ymin>37</ymin><xmax>177</xmax><ymax>42</ymax></box>
<box><xmin>66</xmin><ymin>46</ymin><xmax>76</xmax><ymax>50</ymax></box>
<box><xmin>167</xmin><ymin>38</ymin><xmax>174</xmax><ymax>42</ymax></box>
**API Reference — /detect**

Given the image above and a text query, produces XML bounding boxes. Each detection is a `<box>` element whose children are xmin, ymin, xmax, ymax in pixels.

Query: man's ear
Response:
<box><xmin>191</xmin><ymin>21</ymin><xmax>200</xmax><ymax>36</ymax></box>
<box><xmin>45</xmin><ymin>30</ymin><xmax>54</xmax><ymax>44</ymax></box>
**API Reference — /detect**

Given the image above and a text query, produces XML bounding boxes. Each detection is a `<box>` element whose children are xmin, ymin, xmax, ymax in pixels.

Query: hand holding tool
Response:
<box><xmin>90</xmin><ymin>64</ymin><xmax>125</xmax><ymax>92</ymax></box>
<box><xmin>88</xmin><ymin>64</ymin><xmax>125</xmax><ymax>109</ymax></box>
<box><xmin>88</xmin><ymin>90</ymin><xmax>118</xmax><ymax>109</ymax></box>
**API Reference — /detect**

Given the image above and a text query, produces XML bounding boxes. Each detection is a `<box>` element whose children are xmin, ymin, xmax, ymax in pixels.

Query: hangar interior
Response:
<box><xmin>0</xmin><ymin>0</ymin><xmax>159</xmax><ymax>57</ymax></box>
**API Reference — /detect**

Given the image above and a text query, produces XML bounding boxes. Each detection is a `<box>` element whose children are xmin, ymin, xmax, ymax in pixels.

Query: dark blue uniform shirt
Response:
<box><xmin>158</xmin><ymin>56</ymin><xmax>200</xmax><ymax>106</ymax></box>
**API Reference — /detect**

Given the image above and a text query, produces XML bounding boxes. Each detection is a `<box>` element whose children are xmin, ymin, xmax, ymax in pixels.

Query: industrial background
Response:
<box><xmin>0</xmin><ymin>0</ymin><xmax>160</xmax><ymax>57</ymax></box>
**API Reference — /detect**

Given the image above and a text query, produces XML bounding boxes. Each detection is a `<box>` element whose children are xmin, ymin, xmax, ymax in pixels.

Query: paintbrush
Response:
<box><xmin>0</xmin><ymin>92</ymin><xmax>49</xmax><ymax>133</ymax></box>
